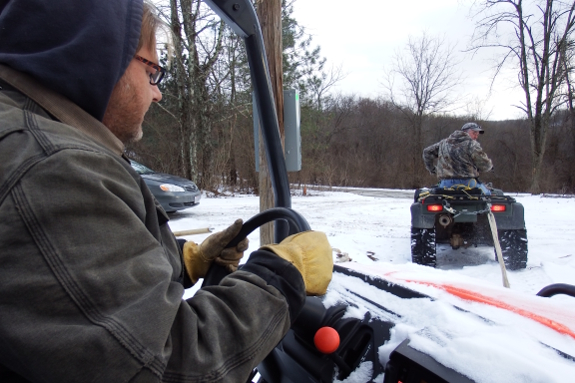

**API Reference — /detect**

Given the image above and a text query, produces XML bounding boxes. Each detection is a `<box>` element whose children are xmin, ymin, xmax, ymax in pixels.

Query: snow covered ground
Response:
<box><xmin>168</xmin><ymin>187</ymin><xmax>575</xmax><ymax>382</ymax></box>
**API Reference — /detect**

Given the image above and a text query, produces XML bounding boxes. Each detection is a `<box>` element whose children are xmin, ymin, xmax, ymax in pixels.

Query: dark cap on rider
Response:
<box><xmin>461</xmin><ymin>122</ymin><xmax>484</xmax><ymax>134</ymax></box>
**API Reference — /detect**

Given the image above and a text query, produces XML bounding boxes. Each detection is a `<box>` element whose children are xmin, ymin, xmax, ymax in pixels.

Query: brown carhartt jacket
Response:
<box><xmin>0</xmin><ymin>65</ymin><xmax>305</xmax><ymax>383</ymax></box>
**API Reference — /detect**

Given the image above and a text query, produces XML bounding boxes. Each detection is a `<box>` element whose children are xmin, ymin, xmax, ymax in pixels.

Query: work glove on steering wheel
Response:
<box><xmin>260</xmin><ymin>231</ymin><xmax>333</xmax><ymax>296</ymax></box>
<box><xmin>183</xmin><ymin>219</ymin><xmax>249</xmax><ymax>284</ymax></box>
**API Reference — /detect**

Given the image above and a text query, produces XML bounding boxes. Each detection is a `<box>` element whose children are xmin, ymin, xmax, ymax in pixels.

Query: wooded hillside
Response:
<box><xmin>132</xmin><ymin>0</ymin><xmax>575</xmax><ymax>194</ymax></box>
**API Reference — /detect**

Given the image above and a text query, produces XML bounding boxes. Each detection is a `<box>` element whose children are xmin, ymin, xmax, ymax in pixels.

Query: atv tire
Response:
<box><xmin>411</xmin><ymin>227</ymin><xmax>436</xmax><ymax>267</ymax></box>
<box><xmin>496</xmin><ymin>229</ymin><xmax>528</xmax><ymax>270</ymax></box>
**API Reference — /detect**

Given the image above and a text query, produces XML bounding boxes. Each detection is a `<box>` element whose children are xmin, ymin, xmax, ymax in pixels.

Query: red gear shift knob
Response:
<box><xmin>314</xmin><ymin>326</ymin><xmax>340</xmax><ymax>354</ymax></box>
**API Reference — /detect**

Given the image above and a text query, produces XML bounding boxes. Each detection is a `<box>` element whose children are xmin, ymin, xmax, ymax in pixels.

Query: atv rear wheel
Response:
<box><xmin>411</xmin><ymin>227</ymin><xmax>436</xmax><ymax>267</ymax></box>
<box><xmin>496</xmin><ymin>229</ymin><xmax>528</xmax><ymax>270</ymax></box>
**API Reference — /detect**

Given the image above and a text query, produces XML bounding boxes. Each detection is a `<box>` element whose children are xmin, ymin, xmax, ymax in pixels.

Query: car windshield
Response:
<box><xmin>130</xmin><ymin>160</ymin><xmax>155</xmax><ymax>175</ymax></box>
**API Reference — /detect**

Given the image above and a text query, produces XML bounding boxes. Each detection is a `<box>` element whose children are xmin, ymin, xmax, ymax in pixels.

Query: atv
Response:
<box><xmin>410</xmin><ymin>185</ymin><xmax>528</xmax><ymax>270</ymax></box>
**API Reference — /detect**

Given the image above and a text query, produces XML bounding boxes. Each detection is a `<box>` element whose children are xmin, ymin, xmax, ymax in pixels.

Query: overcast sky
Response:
<box><xmin>291</xmin><ymin>0</ymin><xmax>526</xmax><ymax>121</ymax></box>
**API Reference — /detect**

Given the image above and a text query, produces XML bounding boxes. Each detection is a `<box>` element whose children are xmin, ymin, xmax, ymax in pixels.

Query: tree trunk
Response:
<box><xmin>529</xmin><ymin>116</ymin><xmax>548</xmax><ymax>194</ymax></box>
<box><xmin>256</xmin><ymin>0</ymin><xmax>284</xmax><ymax>245</ymax></box>
<box><xmin>413</xmin><ymin>113</ymin><xmax>423</xmax><ymax>188</ymax></box>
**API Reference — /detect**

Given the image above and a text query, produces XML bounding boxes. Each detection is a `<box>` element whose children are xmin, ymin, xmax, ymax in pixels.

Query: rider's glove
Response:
<box><xmin>260</xmin><ymin>231</ymin><xmax>333</xmax><ymax>296</ymax></box>
<box><xmin>183</xmin><ymin>219</ymin><xmax>249</xmax><ymax>284</ymax></box>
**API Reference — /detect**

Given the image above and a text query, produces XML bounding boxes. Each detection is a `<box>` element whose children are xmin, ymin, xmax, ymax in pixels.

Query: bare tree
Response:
<box><xmin>305</xmin><ymin>64</ymin><xmax>347</xmax><ymax>110</ymax></box>
<box><xmin>469</xmin><ymin>0</ymin><xmax>575</xmax><ymax>194</ymax></box>
<box><xmin>559</xmin><ymin>35</ymin><xmax>575</xmax><ymax>190</ymax></box>
<box><xmin>166</xmin><ymin>0</ymin><xmax>226</xmax><ymax>189</ymax></box>
<box><xmin>384</xmin><ymin>32</ymin><xmax>462</xmax><ymax>187</ymax></box>
<box><xmin>464</xmin><ymin>95</ymin><xmax>494</xmax><ymax>121</ymax></box>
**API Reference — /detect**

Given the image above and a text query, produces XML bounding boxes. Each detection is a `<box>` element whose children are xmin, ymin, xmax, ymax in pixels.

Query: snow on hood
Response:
<box><xmin>326</xmin><ymin>263</ymin><xmax>575</xmax><ymax>383</ymax></box>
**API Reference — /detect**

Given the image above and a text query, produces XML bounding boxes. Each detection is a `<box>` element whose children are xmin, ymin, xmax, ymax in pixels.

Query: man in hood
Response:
<box><xmin>0</xmin><ymin>1</ymin><xmax>333</xmax><ymax>381</ymax></box>
<box><xmin>423</xmin><ymin>122</ymin><xmax>493</xmax><ymax>195</ymax></box>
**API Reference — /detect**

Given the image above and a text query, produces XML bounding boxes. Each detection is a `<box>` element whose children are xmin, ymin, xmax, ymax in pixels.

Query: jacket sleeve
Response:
<box><xmin>422</xmin><ymin>142</ymin><xmax>440</xmax><ymax>174</ymax></box>
<box><xmin>470</xmin><ymin>141</ymin><xmax>493</xmax><ymax>173</ymax></box>
<box><xmin>1</xmin><ymin>148</ymin><xmax>305</xmax><ymax>383</ymax></box>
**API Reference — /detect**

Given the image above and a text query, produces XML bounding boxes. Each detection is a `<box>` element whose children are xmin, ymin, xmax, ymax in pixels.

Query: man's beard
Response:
<box><xmin>102</xmin><ymin>76</ymin><xmax>146</xmax><ymax>144</ymax></box>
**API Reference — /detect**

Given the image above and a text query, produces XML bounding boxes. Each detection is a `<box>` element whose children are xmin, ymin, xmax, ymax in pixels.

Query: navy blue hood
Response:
<box><xmin>0</xmin><ymin>0</ymin><xmax>143</xmax><ymax>121</ymax></box>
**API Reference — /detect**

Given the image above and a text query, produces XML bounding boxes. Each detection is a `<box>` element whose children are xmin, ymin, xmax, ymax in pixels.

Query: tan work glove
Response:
<box><xmin>183</xmin><ymin>219</ymin><xmax>249</xmax><ymax>284</ymax></box>
<box><xmin>260</xmin><ymin>231</ymin><xmax>333</xmax><ymax>296</ymax></box>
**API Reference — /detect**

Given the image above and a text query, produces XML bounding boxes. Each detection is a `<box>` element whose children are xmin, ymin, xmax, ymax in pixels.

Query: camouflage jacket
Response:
<box><xmin>423</xmin><ymin>130</ymin><xmax>493</xmax><ymax>179</ymax></box>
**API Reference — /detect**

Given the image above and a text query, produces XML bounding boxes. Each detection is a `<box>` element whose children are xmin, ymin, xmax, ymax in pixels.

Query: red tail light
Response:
<box><xmin>491</xmin><ymin>204</ymin><xmax>506</xmax><ymax>212</ymax></box>
<box><xmin>426</xmin><ymin>204</ymin><xmax>443</xmax><ymax>212</ymax></box>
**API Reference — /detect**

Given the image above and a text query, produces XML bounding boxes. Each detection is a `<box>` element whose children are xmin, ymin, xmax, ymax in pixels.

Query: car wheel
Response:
<box><xmin>411</xmin><ymin>227</ymin><xmax>437</xmax><ymax>267</ymax></box>
<box><xmin>497</xmin><ymin>229</ymin><xmax>528</xmax><ymax>270</ymax></box>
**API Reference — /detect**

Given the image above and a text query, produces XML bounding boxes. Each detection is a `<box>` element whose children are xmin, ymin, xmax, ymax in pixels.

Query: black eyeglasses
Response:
<box><xmin>134</xmin><ymin>55</ymin><xmax>166</xmax><ymax>85</ymax></box>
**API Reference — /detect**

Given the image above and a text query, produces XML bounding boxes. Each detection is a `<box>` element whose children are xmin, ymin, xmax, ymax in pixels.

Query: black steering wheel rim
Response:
<box><xmin>202</xmin><ymin>207</ymin><xmax>311</xmax><ymax>287</ymax></box>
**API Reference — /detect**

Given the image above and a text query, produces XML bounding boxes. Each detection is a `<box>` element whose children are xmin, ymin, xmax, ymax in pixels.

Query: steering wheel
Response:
<box><xmin>202</xmin><ymin>207</ymin><xmax>311</xmax><ymax>287</ymax></box>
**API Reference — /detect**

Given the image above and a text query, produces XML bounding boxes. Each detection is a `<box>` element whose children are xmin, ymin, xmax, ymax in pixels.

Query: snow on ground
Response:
<box><xmin>168</xmin><ymin>187</ymin><xmax>575</xmax><ymax>382</ymax></box>
<box><xmin>170</xmin><ymin>187</ymin><xmax>575</xmax><ymax>294</ymax></box>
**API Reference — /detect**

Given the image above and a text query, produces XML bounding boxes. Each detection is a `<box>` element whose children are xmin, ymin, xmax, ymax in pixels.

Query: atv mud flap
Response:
<box><xmin>493</xmin><ymin>202</ymin><xmax>525</xmax><ymax>230</ymax></box>
<box><xmin>410</xmin><ymin>202</ymin><xmax>435</xmax><ymax>229</ymax></box>
<box><xmin>256</xmin><ymin>266</ymin><xmax>476</xmax><ymax>383</ymax></box>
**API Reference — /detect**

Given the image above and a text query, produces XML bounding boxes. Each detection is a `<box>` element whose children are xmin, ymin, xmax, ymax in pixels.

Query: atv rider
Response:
<box><xmin>0</xmin><ymin>1</ymin><xmax>332</xmax><ymax>381</ymax></box>
<box><xmin>423</xmin><ymin>122</ymin><xmax>493</xmax><ymax>195</ymax></box>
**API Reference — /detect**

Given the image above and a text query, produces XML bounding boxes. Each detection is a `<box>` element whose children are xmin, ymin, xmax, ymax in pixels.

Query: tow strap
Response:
<box><xmin>487</xmin><ymin>204</ymin><xmax>510</xmax><ymax>288</ymax></box>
